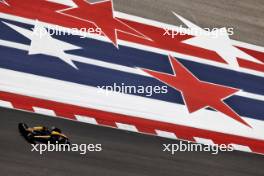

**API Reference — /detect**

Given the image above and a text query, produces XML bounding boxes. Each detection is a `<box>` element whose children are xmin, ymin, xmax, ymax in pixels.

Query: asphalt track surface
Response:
<box><xmin>0</xmin><ymin>107</ymin><xmax>264</xmax><ymax>176</ymax></box>
<box><xmin>1</xmin><ymin>0</ymin><xmax>264</xmax><ymax>176</ymax></box>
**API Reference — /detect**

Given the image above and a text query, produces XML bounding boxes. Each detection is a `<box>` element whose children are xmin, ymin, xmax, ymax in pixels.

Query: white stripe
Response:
<box><xmin>0</xmin><ymin>13</ymin><xmax>264</xmax><ymax>78</ymax></box>
<box><xmin>237</xmin><ymin>91</ymin><xmax>264</xmax><ymax>102</ymax></box>
<box><xmin>75</xmin><ymin>115</ymin><xmax>98</xmax><ymax>125</ymax></box>
<box><xmin>69</xmin><ymin>54</ymin><xmax>149</xmax><ymax>76</ymax></box>
<box><xmin>32</xmin><ymin>107</ymin><xmax>56</xmax><ymax>116</ymax></box>
<box><xmin>194</xmin><ymin>137</ymin><xmax>214</xmax><ymax>145</ymax></box>
<box><xmin>0</xmin><ymin>39</ymin><xmax>29</xmax><ymax>50</ymax></box>
<box><xmin>230</xmin><ymin>144</ymin><xmax>252</xmax><ymax>152</ymax></box>
<box><xmin>0</xmin><ymin>39</ymin><xmax>263</xmax><ymax>102</ymax></box>
<box><xmin>116</xmin><ymin>123</ymin><xmax>138</xmax><ymax>132</ymax></box>
<box><xmin>0</xmin><ymin>68</ymin><xmax>264</xmax><ymax>141</ymax></box>
<box><xmin>232</xmin><ymin>40</ymin><xmax>264</xmax><ymax>53</ymax></box>
<box><xmin>0</xmin><ymin>100</ymin><xmax>13</xmax><ymax>108</ymax></box>
<box><xmin>155</xmin><ymin>130</ymin><xmax>177</xmax><ymax>139</ymax></box>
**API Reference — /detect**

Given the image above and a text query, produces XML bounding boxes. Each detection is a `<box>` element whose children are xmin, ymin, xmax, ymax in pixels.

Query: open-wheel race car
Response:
<box><xmin>18</xmin><ymin>123</ymin><xmax>70</xmax><ymax>144</ymax></box>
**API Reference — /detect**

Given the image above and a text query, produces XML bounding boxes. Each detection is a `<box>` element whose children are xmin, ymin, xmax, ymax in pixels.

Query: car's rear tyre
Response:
<box><xmin>18</xmin><ymin>123</ymin><xmax>36</xmax><ymax>143</ymax></box>
<box><xmin>18</xmin><ymin>123</ymin><xmax>28</xmax><ymax>136</ymax></box>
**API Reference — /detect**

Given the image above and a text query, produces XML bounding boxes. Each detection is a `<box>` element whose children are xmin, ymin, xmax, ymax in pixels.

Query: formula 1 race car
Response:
<box><xmin>18</xmin><ymin>123</ymin><xmax>70</xmax><ymax>144</ymax></box>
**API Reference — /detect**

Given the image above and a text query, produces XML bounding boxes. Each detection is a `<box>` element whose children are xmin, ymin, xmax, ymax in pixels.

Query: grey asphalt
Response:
<box><xmin>113</xmin><ymin>0</ymin><xmax>264</xmax><ymax>46</ymax></box>
<box><xmin>0</xmin><ymin>107</ymin><xmax>263</xmax><ymax>176</ymax></box>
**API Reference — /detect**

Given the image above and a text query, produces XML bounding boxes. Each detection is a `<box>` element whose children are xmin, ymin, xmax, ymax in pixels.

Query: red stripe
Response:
<box><xmin>238</xmin><ymin>58</ymin><xmax>264</xmax><ymax>73</ymax></box>
<box><xmin>237</xmin><ymin>46</ymin><xmax>264</xmax><ymax>63</ymax></box>
<box><xmin>0</xmin><ymin>91</ymin><xmax>263</xmax><ymax>154</ymax></box>
<box><xmin>237</xmin><ymin>46</ymin><xmax>264</xmax><ymax>72</ymax></box>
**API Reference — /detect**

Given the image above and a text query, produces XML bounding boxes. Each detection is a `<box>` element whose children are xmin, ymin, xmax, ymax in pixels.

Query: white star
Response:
<box><xmin>172</xmin><ymin>12</ymin><xmax>262</xmax><ymax>69</ymax></box>
<box><xmin>0</xmin><ymin>0</ymin><xmax>9</xmax><ymax>6</ymax></box>
<box><xmin>3</xmin><ymin>21</ymin><xmax>81</xmax><ymax>69</ymax></box>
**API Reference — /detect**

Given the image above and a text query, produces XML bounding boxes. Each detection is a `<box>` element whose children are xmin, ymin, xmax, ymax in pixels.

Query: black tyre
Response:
<box><xmin>26</xmin><ymin>133</ymin><xmax>35</xmax><ymax>144</ymax></box>
<box><xmin>18</xmin><ymin>123</ymin><xmax>28</xmax><ymax>136</ymax></box>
